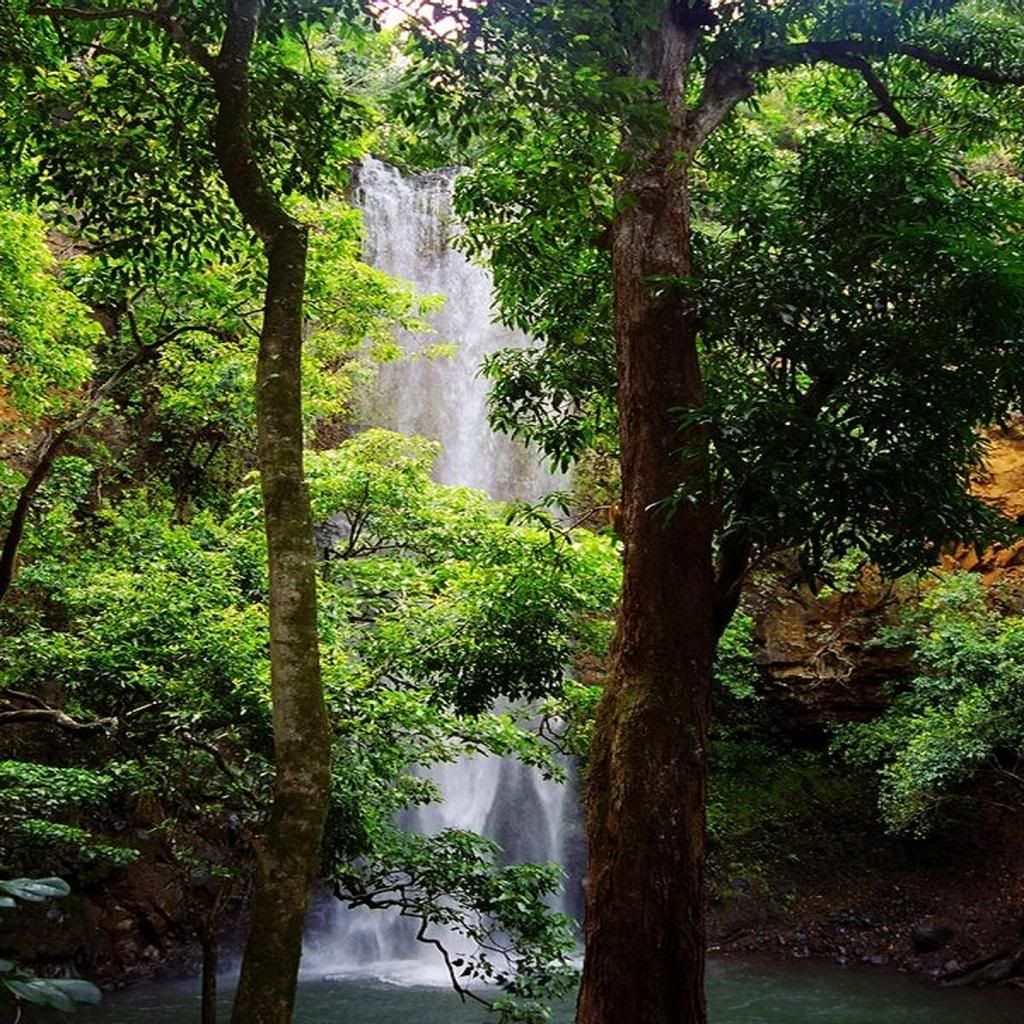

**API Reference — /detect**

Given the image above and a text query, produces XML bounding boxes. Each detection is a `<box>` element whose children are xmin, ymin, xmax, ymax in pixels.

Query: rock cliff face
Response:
<box><xmin>752</xmin><ymin>423</ymin><xmax>1024</xmax><ymax>725</ymax></box>
<box><xmin>971</xmin><ymin>423</ymin><xmax>1024</xmax><ymax>524</ymax></box>
<box><xmin>753</xmin><ymin>571</ymin><xmax>908</xmax><ymax>725</ymax></box>
<box><xmin>0</xmin><ymin>861</ymin><xmax>198</xmax><ymax>986</ymax></box>
<box><xmin>946</xmin><ymin>422</ymin><xmax>1024</xmax><ymax>583</ymax></box>
<box><xmin>712</xmin><ymin>428</ymin><xmax>1024</xmax><ymax>980</ymax></box>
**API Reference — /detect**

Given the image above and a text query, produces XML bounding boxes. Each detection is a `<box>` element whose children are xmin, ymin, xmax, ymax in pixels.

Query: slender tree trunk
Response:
<box><xmin>227</xmin><ymin>222</ymin><xmax>331</xmax><ymax>1024</ymax></box>
<box><xmin>199</xmin><ymin>927</ymin><xmax>218</xmax><ymax>1024</ymax></box>
<box><xmin>0</xmin><ymin>334</ymin><xmax>172</xmax><ymax>602</ymax></box>
<box><xmin>14</xmin><ymin>0</ymin><xmax>331</xmax><ymax>1017</ymax></box>
<box><xmin>209</xmin><ymin>4</ymin><xmax>332</xmax><ymax>1022</ymax></box>
<box><xmin>0</xmin><ymin>435</ymin><xmax>68</xmax><ymax>602</ymax></box>
<box><xmin>577</xmin><ymin>11</ymin><xmax>714</xmax><ymax>1024</ymax></box>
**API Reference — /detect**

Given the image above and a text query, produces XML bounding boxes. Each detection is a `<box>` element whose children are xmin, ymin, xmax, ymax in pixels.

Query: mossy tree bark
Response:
<box><xmin>210</xmin><ymin>4</ymin><xmax>332</xmax><ymax>1023</ymax></box>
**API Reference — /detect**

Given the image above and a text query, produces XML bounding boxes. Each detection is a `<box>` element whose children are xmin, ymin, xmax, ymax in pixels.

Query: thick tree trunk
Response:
<box><xmin>577</xmin><ymin>10</ymin><xmax>714</xmax><ymax>1024</ymax></box>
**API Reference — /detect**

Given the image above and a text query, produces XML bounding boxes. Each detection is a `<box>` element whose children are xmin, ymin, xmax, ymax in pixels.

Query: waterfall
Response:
<box><xmin>353</xmin><ymin>157</ymin><xmax>560</xmax><ymax>503</ymax></box>
<box><xmin>302</xmin><ymin>158</ymin><xmax>582</xmax><ymax>984</ymax></box>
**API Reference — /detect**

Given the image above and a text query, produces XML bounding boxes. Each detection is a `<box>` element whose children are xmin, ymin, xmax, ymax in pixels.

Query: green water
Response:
<box><xmin>71</xmin><ymin>958</ymin><xmax>1024</xmax><ymax>1023</ymax></box>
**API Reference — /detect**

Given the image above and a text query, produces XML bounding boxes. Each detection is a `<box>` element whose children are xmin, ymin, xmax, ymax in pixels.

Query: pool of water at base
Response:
<box><xmin>67</xmin><ymin>957</ymin><xmax>1024</xmax><ymax>1024</ymax></box>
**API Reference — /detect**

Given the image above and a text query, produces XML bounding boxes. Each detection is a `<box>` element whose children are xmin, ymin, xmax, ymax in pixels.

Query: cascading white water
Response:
<box><xmin>302</xmin><ymin>158</ymin><xmax>582</xmax><ymax>983</ymax></box>
<box><xmin>354</xmin><ymin>157</ymin><xmax>561</xmax><ymax>503</ymax></box>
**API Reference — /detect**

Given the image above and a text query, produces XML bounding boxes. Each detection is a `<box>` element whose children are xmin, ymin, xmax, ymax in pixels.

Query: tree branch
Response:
<box><xmin>333</xmin><ymin>874</ymin><xmax>495</xmax><ymax>1009</ymax></box>
<box><xmin>898</xmin><ymin>44</ymin><xmax>1024</xmax><ymax>86</ymax></box>
<box><xmin>210</xmin><ymin>0</ymin><xmax>293</xmax><ymax>242</ymax></box>
<box><xmin>178</xmin><ymin>732</ymin><xmax>260</xmax><ymax>807</ymax></box>
<box><xmin>685</xmin><ymin>59</ymin><xmax>756</xmax><ymax>150</ymax></box>
<box><xmin>0</xmin><ymin>705</ymin><xmax>115</xmax><ymax>734</ymax></box>
<box><xmin>0</xmin><ymin>688</ymin><xmax>48</xmax><ymax>710</ymax></box>
<box><xmin>712</xmin><ymin>532</ymin><xmax>752</xmax><ymax>640</ymax></box>
<box><xmin>0</xmin><ymin>324</ymin><xmax>224</xmax><ymax>603</ymax></box>
<box><xmin>745</xmin><ymin>38</ymin><xmax>1024</xmax><ymax>83</ymax></box>
<box><xmin>28</xmin><ymin>3</ymin><xmax>215</xmax><ymax>73</ymax></box>
<box><xmin>830</xmin><ymin>55</ymin><xmax>914</xmax><ymax>137</ymax></box>
<box><xmin>30</xmin><ymin>4</ymin><xmax>154</xmax><ymax>19</ymax></box>
<box><xmin>688</xmin><ymin>38</ymin><xmax>1023</xmax><ymax>151</ymax></box>
<box><xmin>413</xmin><ymin>916</ymin><xmax>493</xmax><ymax>1009</ymax></box>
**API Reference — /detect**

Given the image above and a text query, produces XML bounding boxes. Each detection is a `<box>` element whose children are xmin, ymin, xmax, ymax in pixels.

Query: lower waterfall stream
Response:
<box><xmin>75</xmin><ymin>958</ymin><xmax>1024</xmax><ymax>1024</ymax></box>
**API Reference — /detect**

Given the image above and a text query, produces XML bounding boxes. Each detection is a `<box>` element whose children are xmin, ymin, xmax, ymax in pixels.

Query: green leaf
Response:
<box><xmin>0</xmin><ymin>877</ymin><xmax>71</xmax><ymax>902</ymax></box>
<box><xmin>3</xmin><ymin>974</ymin><xmax>101</xmax><ymax>1009</ymax></box>
<box><xmin>47</xmin><ymin>978</ymin><xmax>103</xmax><ymax>1005</ymax></box>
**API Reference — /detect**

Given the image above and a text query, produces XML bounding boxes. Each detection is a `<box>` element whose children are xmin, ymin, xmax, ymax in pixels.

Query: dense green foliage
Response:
<box><xmin>695</xmin><ymin>129</ymin><xmax>1024</xmax><ymax>574</ymax></box>
<box><xmin>392</xmin><ymin>0</ymin><xmax>1024</xmax><ymax>585</ymax></box>
<box><xmin>452</xmin><ymin>120</ymin><xmax>1024</xmax><ymax>579</ymax></box>
<box><xmin>0</xmin><ymin>210</ymin><xmax>99</xmax><ymax>435</ymax></box>
<box><xmin>1</xmin><ymin>1</ymin><xmax>378</xmax><ymax>275</ymax></box>
<box><xmin>838</xmin><ymin>573</ymin><xmax>1024</xmax><ymax>835</ymax></box>
<box><xmin>0</xmin><ymin>1</ymin><xmax>621</xmax><ymax>999</ymax></box>
<box><xmin>0</xmin><ymin>425</ymin><xmax>618</xmax><ymax>1014</ymax></box>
